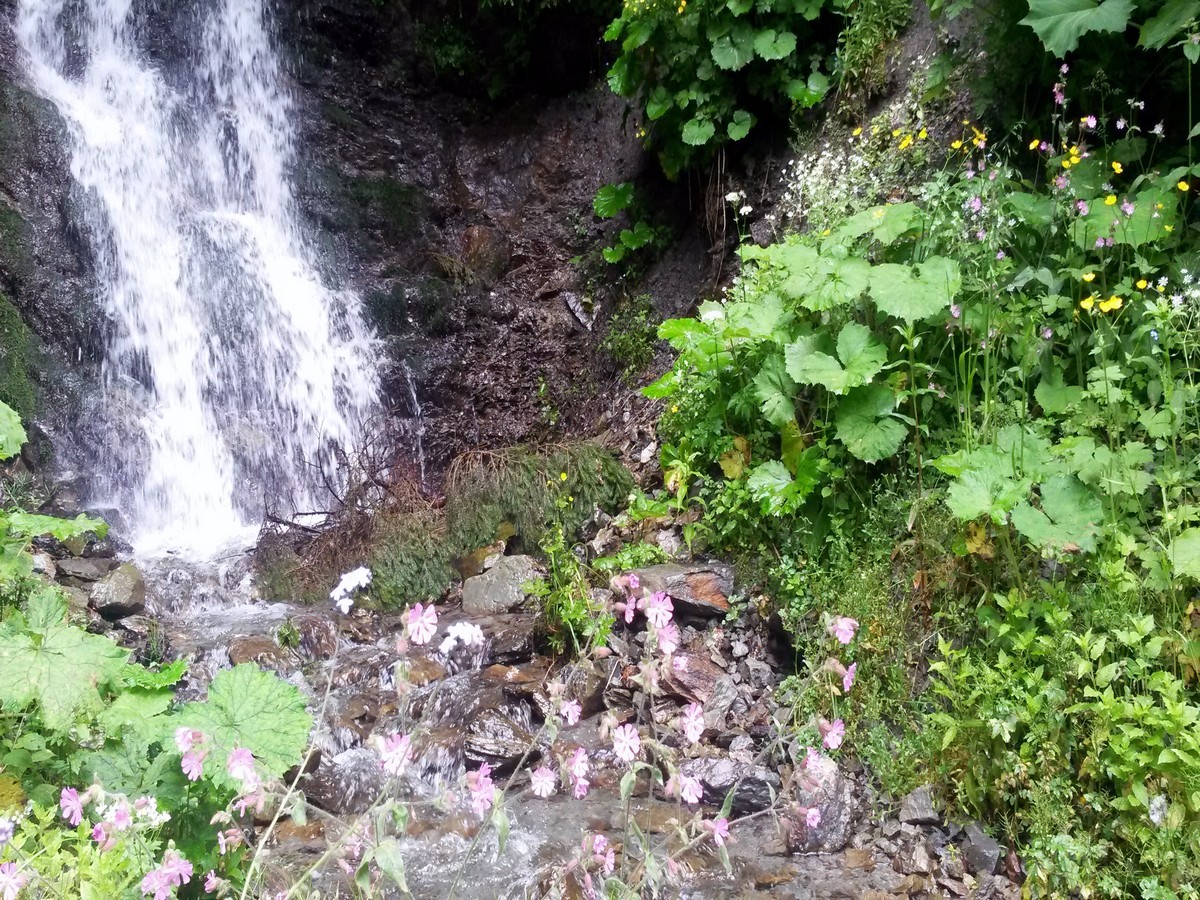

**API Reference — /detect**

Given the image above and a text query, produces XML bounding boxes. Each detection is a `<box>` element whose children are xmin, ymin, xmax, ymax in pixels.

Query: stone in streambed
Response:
<box><xmin>462</xmin><ymin>555</ymin><xmax>542</xmax><ymax>615</ymax></box>
<box><xmin>624</xmin><ymin>563</ymin><xmax>733</xmax><ymax>617</ymax></box>
<box><xmin>59</xmin><ymin>556</ymin><xmax>118</xmax><ymax>582</ymax></box>
<box><xmin>680</xmin><ymin>756</ymin><xmax>781</xmax><ymax>814</ymax></box>
<box><xmin>784</xmin><ymin>755</ymin><xmax>856</xmax><ymax>854</ymax></box>
<box><xmin>89</xmin><ymin>563</ymin><xmax>146</xmax><ymax>619</ymax></box>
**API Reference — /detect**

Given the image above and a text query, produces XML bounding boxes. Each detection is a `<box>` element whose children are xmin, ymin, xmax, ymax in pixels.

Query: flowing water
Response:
<box><xmin>15</xmin><ymin>0</ymin><xmax>379</xmax><ymax>555</ymax></box>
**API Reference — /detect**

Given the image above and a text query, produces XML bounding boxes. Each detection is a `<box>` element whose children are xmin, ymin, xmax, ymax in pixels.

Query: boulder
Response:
<box><xmin>462</xmin><ymin>555</ymin><xmax>542</xmax><ymax>616</ymax></box>
<box><xmin>680</xmin><ymin>756</ymin><xmax>781</xmax><ymax>814</ymax></box>
<box><xmin>58</xmin><ymin>557</ymin><xmax>118</xmax><ymax>582</ymax></box>
<box><xmin>662</xmin><ymin>651</ymin><xmax>726</xmax><ymax>705</ymax></box>
<box><xmin>625</xmin><ymin>563</ymin><xmax>733</xmax><ymax>617</ymax></box>
<box><xmin>962</xmin><ymin>822</ymin><xmax>1003</xmax><ymax>876</ymax></box>
<box><xmin>899</xmin><ymin>785</ymin><xmax>940</xmax><ymax>826</ymax></box>
<box><xmin>89</xmin><ymin>563</ymin><xmax>146</xmax><ymax>619</ymax></box>
<box><xmin>784</xmin><ymin>755</ymin><xmax>856</xmax><ymax>853</ymax></box>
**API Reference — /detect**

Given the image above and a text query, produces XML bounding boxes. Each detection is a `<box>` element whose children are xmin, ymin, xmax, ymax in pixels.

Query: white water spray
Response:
<box><xmin>16</xmin><ymin>0</ymin><xmax>379</xmax><ymax>555</ymax></box>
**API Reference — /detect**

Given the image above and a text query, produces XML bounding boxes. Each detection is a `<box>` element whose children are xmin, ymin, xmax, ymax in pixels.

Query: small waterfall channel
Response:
<box><xmin>16</xmin><ymin>0</ymin><xmax>379</xmax><ymax>556</ymax></box>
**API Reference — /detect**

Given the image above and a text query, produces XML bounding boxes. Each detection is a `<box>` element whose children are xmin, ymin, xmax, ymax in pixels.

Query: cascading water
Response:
<box><xmin>15</xmin><ymin>0</ymin><xmax>379</xmax><ymax>556</ymax></box>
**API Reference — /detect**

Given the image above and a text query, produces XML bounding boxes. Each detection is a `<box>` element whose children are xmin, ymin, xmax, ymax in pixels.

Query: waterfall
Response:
<box><xmin>14</xmin><ymin>0</ymin><xmax>380</xmax><ymax>556</ymax></box>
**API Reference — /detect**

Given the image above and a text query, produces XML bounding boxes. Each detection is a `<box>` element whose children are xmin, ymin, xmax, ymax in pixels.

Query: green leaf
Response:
<box><xmin>1071</xmin><ymin>189</ymin><xmax>1178</xmax><ymax>248</ymax></box>
<box><xmin>786</xmin><ymin>323</ymin><xmax>887</xmax><ymax>394</ymax></box>
<box><xmin>121</xmin><ymin>658</ymin><xmax>188</xmax><ymax>691</ymax></box>
<box><xmin>746</xmin><ymin>453</ymin><xmax>821</xmax><ymax>514</ymax></box>
<box><xmin>176</xmin><ymin>664</ymin><xmax>312</xmax><ymax>783</ymax></box>
<box><xmin>1010</xmin><ymin>475</ymin><xmax>1103</xmax><ymax>554</ymax></box>
<box><xmin>869</xmin><ymin>257</ymin><xmax>961</xmax><ymax>323</ymax></box>
<box><xmin>0</xmin><ymin>614</ymin><xmax>129</xmax><ymax>730</ymax></box>
<box><xmin>786</xmin><ymin>70</ymin><xmax>830</xmax><ymax>107</ymax></box>
<box><xmin>681</xmin><ymin>116</ymin><xmax>716</xmax><ymax>146</ymax></box>
<box><xmin>96</xmin><ymin>688</ymin><xmax>173</xmax><ymax>742</ymax></box>
<box><xmin>834</xmin><ymin>384</ymin><xmax>907</xmax><ymax>462</ymax></box>
<box><xmin>832</xmin><ymin>203</ymin><xmax>922</xmax><ymax>245</ymax></box>
<box><xmin>753</xmin><ymin>28</ymin><xmax>797</xmax><ymax>60</ymax></box>
<box><xmin>711</xmin><ymin>27</ymin><xmax>755</xmax><ymax>70</ymax></box>
<box><xmin>1138</xmin><ymin>0</ymin><xmax>1200</xmax><ymax>47</ymax></box>
<box><xmin>1035</xmin><ymin>370</ymin><xmax>1084</xmax><ymax>414</ymax></box>
<box><xmin>753</xmin><ymin>354</ymin><xmax>797</xmax><ymax>428</ymax></box>
<box><xmin>0</xmin><ymin>402</ymin><xmax>26</xmax><ymax>459</ymax></box>
<box><xmin>1169</xmin><ymin>528</ymin><xmax>1200</xmax><ymax>580</ymax></box>
<box><xmin>602</xmin><ymin>244</ymin><xmax>627</xmax><ymax>264</ymax></box>
<box><xmin>646</xmin><ymin>87</ymin><xmax>673</xmax><ymax>121</ymax></box>
<box><xmin>946</xmin><ymin>469</ymin><xmax>1030</xmax><ymax>524</ymax></box>
<box><xmin>593</xmin><ymin>183</ymin><xmax>634</xmax><ymax>219</ymax></box>
<box><xmin>1019</xmin><ymin>0</ymin><xmax>1136</xmax><ymax>56</ymax></box>
<box><xmin>6</xmin><ymin>511</ymin><xmax>108</xmax><ymax>541</ymax></box>
<box><xmin>727</xmin><ymin>109</ymin><xmax>754</xmax><ymax>141</ymax></box>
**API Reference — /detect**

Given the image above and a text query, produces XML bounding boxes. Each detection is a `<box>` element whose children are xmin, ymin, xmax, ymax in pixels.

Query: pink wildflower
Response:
<box><xmin>568</xmin><ymin>747</ymin><xmax>590</xmax><ymax>780</ymax></box>
<box><xmin>91</xmin><ymin>822</ymin><xmax>110</xmax><ymax>848</ymax></box>
<box><xmin>628</xmin><ymin>574</ymin><xmax>640</xmax><ymax>591</ymax></box>
<box><xmin>141</xmin><ymin>869</ymin><xmax>170</xmax><ymax>900</ymax></box>
<box><xmin>829</xmin><ymin>616</ymin><xmax>859</xmax><ymax>645</ymax></box>
<box><xmin>60</xmin><ymin>787</ymin><xmax>84</xmax><ymax>826</ymax></box>
<box><xmin>0</xmin><ymin>863</ymin><xmax>27</xmax><ymax>900</ymax></box>
<box><xmin>820</xmin><ymin>718</ymin><xmax>846</xmax><ymax>750</ymax></box>
<box><xmin>658</xmin><ymin>621</ymin><xmax>680</xmax><ymax>656</ymax></box>
<box><xmin>530</xmin><ymin>766</ymin><xmax>557</xmax><ymax>798</ymax></box>
<box><xmin>1084</xmin><ymin>115</ymin><xmax>1097</xmax><ymax>129</ymax></box>
<box><xmin>705</xmin><ymin>817</ymin><xmax>731</xmax><ymax>846</ymax></box>
<box><xmin>468</xmin><ymin>762</ymin><xmax>494</xmax><ymax>815</ymax></box>
<box><xmin>204</xmin><ymin>871</ymin><xmax>221</xmax><ymax>893</ymax></box>
<box><xmin>843</xmin><ymin>662</ymin><xmax>857</xmax><ymax>693</ymax></box>
<box><xmin>644</xmin><ymin>591</ymin><xmax>673</xmax><ymax>629</ymax></box>
<box><xmin>806</xmin><ymin>807</ymin><xmax>822</xmax><ymax>828</ymax></box>
<box><xmin>560</xmin><ymin>699</ymin><xmax>582</xmax><ymax>726</ymax></box>
<box><xmin>174</xmin><ymin>728</ymin><xmax>204</xmax><ymax>754</ymax></box>
<box><xmin>681</xmin><ymin>702</ymin><xmax>704</xmax><ymax>744</ymax></box>
<box><xmin>612</xmin><ymin>724</ymin><xmax>641</xmax><ymax>763</ymax></box>
<box><xmin>227</xmin><ymin>748</ymin><xmax>255</xmax><ymax>782</ymax></box>
<box><xmin>159</xmin><ymin>850</ymin><xmax>193</xmax><ymax>886</ymax></box>
<box><xmin>680</xmin><ymin>775</ymin><xmax>703</xmax><ymax>805</ymax></box>
<box><xmin>573</xmin><ymin>777</ymin><xmax>590</xmax><ymax>799</ymax></box>
<box><xmin>380</xmin><ymin>732</ymin><xmax>412</xmax><ymax>775</ymax></box>
<box><xmin>949</xmin><ymin>304</ymin><xmax>961</xmax><ymax>319</ymax></box>
<box><xmin>109</xmin><ymin>801</ymin><xmax>132</xmax><ymax>831</ymax></box>
<box><xmin>406</xmin><ymin>602</ymin><xmax>438</xmax><ymax>645</ymax></box>
<box><xmin>1076</xmin><ymin>199</ymin><xmax>1089</xmax><ymax>215</ymax></box>
<box><xmin>181</xmin><ymin>751</ymin><xmax>205</xmax><ymax>782</ymax></box>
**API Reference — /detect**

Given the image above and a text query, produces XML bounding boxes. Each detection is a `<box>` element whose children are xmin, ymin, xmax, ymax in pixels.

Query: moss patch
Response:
<box><xmin>0</xmin><ymin>292</ymin><xmax>36</xmax><ymax>420</ymax></box>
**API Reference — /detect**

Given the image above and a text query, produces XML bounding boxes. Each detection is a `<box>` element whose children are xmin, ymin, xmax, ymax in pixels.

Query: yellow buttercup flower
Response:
<box><xmin>1136</xmin><ymin>279</ymin><xmax>1149</xmax><ymax>290</ymax></box>
<box><xmin>1070</xmin><ymin>155</ymin><xmax>1082</xmax><ymax>165</ymax></box>
<box><xmin>918</xmin><ymin>128</ymin><xmax>928</xmax><ymax>140</ymax></box>
<box><xmin>1105</xmin><ymin>195</ymin><xmax>1118</xmax><ymax>206</ymax></box>
<box><xmin>1080</xmin><ymin>295</ymin><xmax>1096</xmax><ymax>310</ymax></box>
<box><xmin>951</xmin><ymin>139</ymin><xmax>963</xmax><ymax>150</ymax></box>
<box><xmin>1166</xmin><ymin>224</ymin><xmax>1175</xmax><ymax>232</ymax></box>
<box><xmin>1179</xmin><ymin>181</ymin><xmax>1190</xmax><ymax>191</ymax></box>
<box><xmin>1081</xmin><ymin>272</ymin><xmax>1096</xmax><ymax>282</ymax></box>
<box><xmin>892</xmin><ymin>128</ymin><xmax>902</xmax><ymax>137</ymax></box>
<box><xmin>1028</xmin><ymin>138</ymin><xmax>1040</xmax><ymax>150</ymax></box>
<box><xmin>1098</xmin><ymin>295</ymin><xmax>1123</xmax><ymax>313</ymax></box>
<box><xmin>1062</xmin><ymin>160</ymin><xmax>1073</xmax><ymax>169</ymax></box>
<box><xmin>852</xmin><ymin>126</ymin><xmax>863</xmax><ymax>136</ymax></box>
<box><xmin>1111</xmin><ymin>161</ymin><xmax>1123</xmax><ymax>174</ymax></box>
<box><xmin>560</xmin><ymin>472</ymin><xmax>568</xmax><ymax>481</ymax></box>
<box><xmin>822</xmin><ymin>228</ymin><xmax>831</xmax><ymax>236</ymax></box>
<box><xmin>899</xmin><ymin>134</ymin><xmax>914</xmax><ymax>150</ymax></box>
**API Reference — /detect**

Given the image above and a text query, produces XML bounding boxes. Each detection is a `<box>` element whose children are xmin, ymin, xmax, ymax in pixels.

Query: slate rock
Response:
<box><xmin>784</xmin><ymin>754</ymin><xmax>856</xmax><ymax>853</ymax></box>
<box><xmin>463</xmin><ymin>555</ymin><xmax>542</xmax><ymax>616</ymax></box>
<box><xmin>59</xmin><ymin>556</ymin><xmax>118</xmax><ymax>582</ymax></box>
<box><xmin>89</xmin><ymin>563</ymin><xmax>146</xmax><ymax>619</ymax></box>
<box><xmin>962</xmin><ymin>822</ymin><xmax>1003</xmax><ymax>876</ymax></box>
<box><xmin>625</xmin><ymin>563</ymin><xmax>733</xmax><ymax>617</ymax></box>
<box><xmin>680</xmin><ymin>756</ymin><xmax>781</xmax><ymax>814</ymax></box>
<box><xmin>899</xmin><ymin>785</ymin><xmax>940</xmax><ymax>826</ymax></box>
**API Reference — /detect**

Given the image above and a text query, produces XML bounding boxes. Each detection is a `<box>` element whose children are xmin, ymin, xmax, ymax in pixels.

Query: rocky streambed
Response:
<box><xmin>32</xmin><ymin>514</ymin><xmax>1020</xmax><ymax>899</ymax></box>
